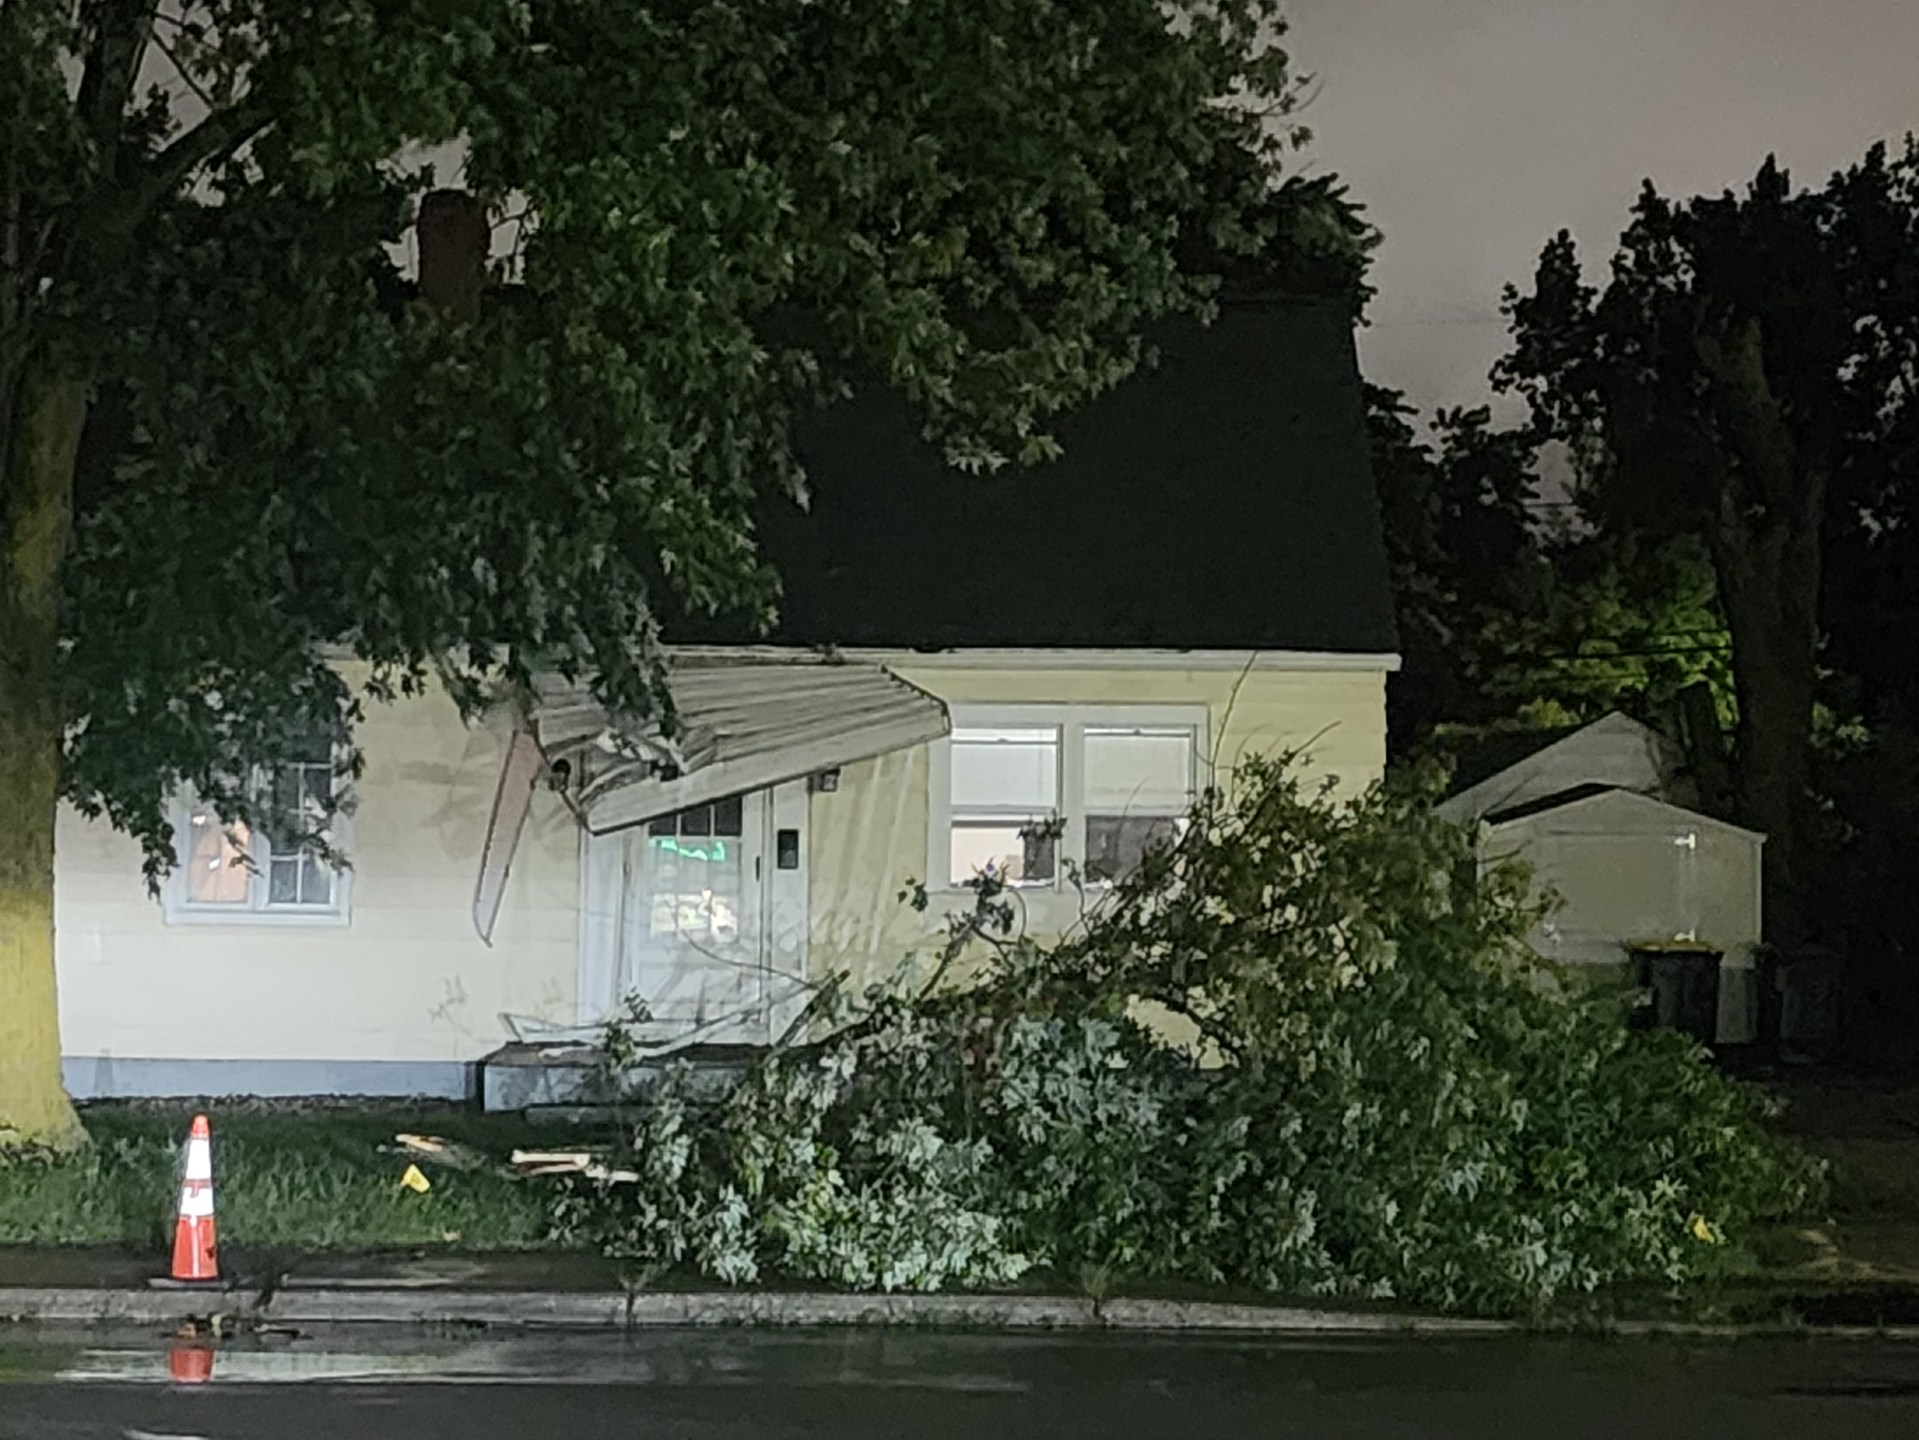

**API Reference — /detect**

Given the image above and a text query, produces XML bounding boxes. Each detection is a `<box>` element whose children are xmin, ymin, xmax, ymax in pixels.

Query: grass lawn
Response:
<box><xmin>0</xmin><ymin>1102</ymin><xmax>573</xmax><ymax>1252</ymax></box>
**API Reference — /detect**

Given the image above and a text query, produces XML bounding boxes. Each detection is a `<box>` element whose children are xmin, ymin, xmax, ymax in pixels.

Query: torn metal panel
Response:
<box><xmin>472</xmin><ymin>723</ymin><xmax>547</xmax><ymax>944</ymax></box>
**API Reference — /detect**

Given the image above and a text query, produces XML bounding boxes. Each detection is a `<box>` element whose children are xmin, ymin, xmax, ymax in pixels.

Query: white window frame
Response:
<box><xmin>941</xmin><ymin>721</ymin><xmax>1065</xmax><ymax>890</ymax></box>
<box><xmin>163</xmin><ymin>758</ymin><xmax>354</xmax><ymax>928</ymax></box>
<box><xmin>928</xmin><ymin>703</ymin><xmax>1211</xmax><ymax>898</ymax></box>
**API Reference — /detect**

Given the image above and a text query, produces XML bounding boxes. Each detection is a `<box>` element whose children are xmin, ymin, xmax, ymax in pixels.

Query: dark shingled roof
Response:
<box><xmin>671</xmin><ymin>297</ymin><xmax>1396</xmax><ymax>654</ymax></box>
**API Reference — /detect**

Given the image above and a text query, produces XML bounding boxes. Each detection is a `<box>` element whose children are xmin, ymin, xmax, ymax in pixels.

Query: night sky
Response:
<box><xmin>1286</xmin><ymin>0</ymin><xmax>1919</xmax><ymax>421</ymax></box>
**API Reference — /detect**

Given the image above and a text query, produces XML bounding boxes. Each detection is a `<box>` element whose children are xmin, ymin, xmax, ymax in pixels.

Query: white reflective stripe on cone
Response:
<box><xmin>178</xmin><ymin>1179</ymin><xmax>215</xmax><ymax>1218</ymax></box>
<box><xmin>183</xmin><ymin>1139</ymin><xmax>213</xmax><ymax>1182</ymax></box>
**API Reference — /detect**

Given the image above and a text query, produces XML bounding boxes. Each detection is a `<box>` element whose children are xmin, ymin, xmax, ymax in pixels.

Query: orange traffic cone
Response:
<box><xmin>168</xmin><ymin>1114</ymin><xmax>220</xmax><ymax>1285</ymax></box>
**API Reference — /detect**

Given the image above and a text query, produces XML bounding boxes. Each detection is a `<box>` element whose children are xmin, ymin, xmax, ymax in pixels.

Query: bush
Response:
<box><xmin>551</xmin><ymin>756</ymin><xmax>1825</xmax><ymax>1316</ymax></box>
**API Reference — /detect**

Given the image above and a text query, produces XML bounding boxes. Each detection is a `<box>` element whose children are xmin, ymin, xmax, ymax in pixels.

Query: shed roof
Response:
<box><xmin>1482</xmin><ymin>784</ymin><xmax>1764</xmax><ymax>840</ymax></box>
<box><xmin>1440</xmin><ymin>724</ymin><xmax>1589</xmax><ymax>800</ymax></box>
<box><xmin>665</xmin><ymin>296</ymin><xmax>1397</xmax><ymax>656</ymax></box>
<box><xmin>1480</xmin><ymin>782</ymin><xmax>1617</xmax><ymax>826</ymax></box>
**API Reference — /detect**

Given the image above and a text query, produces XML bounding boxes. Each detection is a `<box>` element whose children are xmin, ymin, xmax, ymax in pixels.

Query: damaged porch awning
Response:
<box><xmin>473</xmin><ymin>654</ymin><xmax>948</xmax><ymax>942</ymax></box>
<box><xmin>535</xmin><ymin>655</ymin><xmax>951</xmax><ymax>835</ymax></box>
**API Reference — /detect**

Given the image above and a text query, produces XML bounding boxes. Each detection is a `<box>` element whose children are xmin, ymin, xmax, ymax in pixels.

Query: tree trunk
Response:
<box><xmin>1675</xmin><ymin>680</ymin><xmax>1735</xmax><ymax>821</ymax></box>
<box><xmin>1690</xmin><ymin>315</ymin><xmax>1827</xmax><ymax>953</ymax></box>
<box><xmin>0</xmin><ymin>363</ymin><xmax>86</xmax><ymax>1151</ymax></box>
<box><xmin>1713</xmin><ymin>499</ymin><xmax>1822</xmax><ymax>950</ymax></box>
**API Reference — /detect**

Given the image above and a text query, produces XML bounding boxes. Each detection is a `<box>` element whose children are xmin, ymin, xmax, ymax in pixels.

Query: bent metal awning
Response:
<box><xmin>472</xmin><ymin>653</ymin><xmax>949</xmax><ymax>943</ymax></box>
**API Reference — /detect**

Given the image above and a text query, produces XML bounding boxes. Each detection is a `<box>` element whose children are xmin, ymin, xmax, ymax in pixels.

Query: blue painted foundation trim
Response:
<box><xmin>62</xmin><ymin>1056</ymin><xmax>476</xmax><ymax>1102</ymax></box>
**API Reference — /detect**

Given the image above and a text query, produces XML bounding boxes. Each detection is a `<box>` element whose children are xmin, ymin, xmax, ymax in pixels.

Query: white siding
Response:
<box><xmin>54</xmin><ymin>656</ymin><xmax>1390</xmax><ymax>1084</ymax></box>
<box><xmin>55</xmin><ymin>677</ymin><xmax>580</xmax><ymax>1077</ymax></box>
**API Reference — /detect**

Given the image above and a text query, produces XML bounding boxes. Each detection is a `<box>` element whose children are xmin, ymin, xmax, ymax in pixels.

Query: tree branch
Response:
<box><xmin>148</xmin><ymin>26</ymin><xmax>219</xmax><ymax>116</ymax></box>
<box><xmin>110</xmin><ymin>87</ymin><xmax>274</xmax><ymax>238</ymax></box>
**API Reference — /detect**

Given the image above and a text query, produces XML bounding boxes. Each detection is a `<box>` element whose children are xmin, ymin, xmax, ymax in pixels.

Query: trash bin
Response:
<box><xmin>1627</xmin><ymin>942</ymin><xmax>1723</xmax><ymax>1046</ymax></box>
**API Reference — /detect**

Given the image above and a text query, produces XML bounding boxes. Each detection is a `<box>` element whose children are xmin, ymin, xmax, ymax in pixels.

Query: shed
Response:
<box><xmin>1479</xmin><ymin>786</ymin><xmax>1765</xmax><ymax>1045</ymax></box>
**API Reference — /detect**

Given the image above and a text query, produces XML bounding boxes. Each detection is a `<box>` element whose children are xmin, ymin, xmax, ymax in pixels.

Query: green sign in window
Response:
<box><xmin>648</xmin><ymin>836</ymin><xmax>729</xmax><ymax>863</ymax></box>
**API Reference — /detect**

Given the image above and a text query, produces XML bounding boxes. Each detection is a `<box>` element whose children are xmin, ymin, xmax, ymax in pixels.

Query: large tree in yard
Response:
<box><xmin>1494</xmin><ymin>139</ymin><xmax>1919</xmax><ymax>947</ymax></box>
<box><xmin>0</xmin><ymin>0</ymin><xmax>1371</xmax><ymax>1145</ymax></box>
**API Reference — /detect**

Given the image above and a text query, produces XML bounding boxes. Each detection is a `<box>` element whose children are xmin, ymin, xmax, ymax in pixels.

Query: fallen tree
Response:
<box><xmin>549</xmin><ymin>758</ymin><xmax>1825</xmax><ymax>1317</ymax></box>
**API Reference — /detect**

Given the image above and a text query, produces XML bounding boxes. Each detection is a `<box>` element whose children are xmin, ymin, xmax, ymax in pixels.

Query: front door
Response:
<box><xmin>619</xmin><ymin>792</ymin><xmax>768</xmax><ymax>1042</ymax></box>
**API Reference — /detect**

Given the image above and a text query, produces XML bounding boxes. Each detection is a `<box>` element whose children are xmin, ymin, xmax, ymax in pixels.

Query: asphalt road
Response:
<box><xmin>7</xmin><ymin>1328</ymin><xmax>1919</xmax><ymax>1438</ymax></box>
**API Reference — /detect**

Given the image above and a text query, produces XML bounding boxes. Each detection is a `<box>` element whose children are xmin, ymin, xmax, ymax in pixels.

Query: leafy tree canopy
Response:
<box><xmin>1473</xmin><ymin>533</ymin><xmax>1733</xmax><ymax>730</ymax></box>
<box><xmin>0</xmin><ymin>0</ymin><xmax>1376</xmax><ymax>884</ymax></box>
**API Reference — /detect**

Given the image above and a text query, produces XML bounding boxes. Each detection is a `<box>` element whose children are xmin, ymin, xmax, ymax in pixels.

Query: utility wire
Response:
<box><xmin>1446</xmin><ymin>641</ymin><xmax>1734</xmax><ymax>662</ymax></box>
<box><xmin>1519</xmin><ymin>645</ymin><xmax>1733</xmax><ymax>661</ymax></box>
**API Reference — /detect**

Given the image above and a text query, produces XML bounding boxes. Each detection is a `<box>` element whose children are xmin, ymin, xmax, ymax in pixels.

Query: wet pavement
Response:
<box><xmin>6</xmin><ymin>1328</ymin><xmax>1919</xmax><ymax>1437</ymax></box>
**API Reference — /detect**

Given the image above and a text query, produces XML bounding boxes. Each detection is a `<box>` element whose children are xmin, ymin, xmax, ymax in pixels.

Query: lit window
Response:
<box><xmin>184</xmin><ymin>813</ymin><xmax>251</xmax><ymax>906</ymax></box>
<box><xmin>169</xmin><ymin>744</ymin><xmax>350</xmax><ymax>924</ymax></box>
<box><xmin>948</xmin><ymin>727</ymin><xmax>1060</xmax><ymax>886</ymax></box>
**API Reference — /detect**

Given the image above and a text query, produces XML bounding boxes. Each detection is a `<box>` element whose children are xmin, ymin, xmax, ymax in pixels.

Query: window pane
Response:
<box><xmin>185</xmin><ymin>815</ymin><xmax>251</xmax><ymax>905</ymax></box>
<box><xmin>678</xmin><ymin>803</ymin><xmax>713</xmax><ymax>837</ymax></box>
<box><xmin>950</xmin><ymin>822</ymin><xmax>1057</xmax><ymax>886</ymax></box>
<box><xmin>268</xmin><ymin>854</ymin><xmax>301</xmax><ymax>905</ymax></box>
<box><xmin>712</xmin><ymin>793</ymin><xmax>745</xmax><ymax>837</ymax></box>
<box><xmin>642</xmin><ymin>829</ymin><xmax>746</xmax><ymax>943</ymax></box>
<box><xmin>1085</xmin><ymin>815</ymin><xmax>1185</xmax><ymax>884</ymax></box>
<box><xmin>290</xmin><ymin>734</ymin><xmax>335</xmax><ymax>765</ymax></box>
<box><xmin>302</xmin><ymin>761</ymin><xmax>334</xmax><ymax>811</ymax></box>
<box><xmin>264</xmin><ymin>762</ymin><xmax>323</xmax><ymax>845</ymax></box>
<box><xmin>951</xmin><ymin>728</ymin><xmax>1059</xmax><ymax>811</ymax></box>
<box><xmin>648</xmin><ymin>814</ymin><xmax>675</xmax><ymax>836</ymax></box>
<box><xmin>299</xmin><ymin>852</ymin><xmax>334</xmax><ymax>907</ymax></box>
<box><xmin>267</xmin><ymin>766</ymin><xmax>303</xmax><ymax>844</ymax></box>
<box><xmin>1084</xmin><ymin>727</ymin><xmax>1195</xmax><ymax>812</ymax></box>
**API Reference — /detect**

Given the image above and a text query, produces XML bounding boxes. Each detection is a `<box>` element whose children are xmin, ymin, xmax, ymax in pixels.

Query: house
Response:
<box><xmin>1439</xmin><ymin>714</ymin><xmax>1761</xmax><ymax>1045</ymax></box>
<box><xmin>52</xmin><ymin>296</ymin><xmax>1400</xmax><ymax>1101</ymax></box>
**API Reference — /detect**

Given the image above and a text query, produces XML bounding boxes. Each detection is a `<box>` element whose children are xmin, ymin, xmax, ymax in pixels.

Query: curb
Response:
<box><xmin>0</xmin><ymin>1285</ymin><xmax>1512</xmax><ymax>1335</ymax></box>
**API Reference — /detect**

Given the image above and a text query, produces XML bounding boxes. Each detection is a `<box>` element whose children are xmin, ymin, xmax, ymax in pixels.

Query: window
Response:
<box><xmin>934</xmin><ymin>708</ymin><xmax>1203</xmax><ymax>891</ymax></box>
<box><xmin>1083</xmin><ymin>726</ymin><xmax>1194</xmax><ymax>883</ymax></box>
<box><xmin>169</xmin><ymin>746</ymin><xmax>350</xmax><ymax>925</ymax></box>
<box><xmin>643</xmin><ymin>796</ymin><xmax>749</xmax><ymax>943</ymax></box>
<box><xmin>947</xmin><ymin>727</ymin><xmax>1060</xmax><ymax>886</ymax></box>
